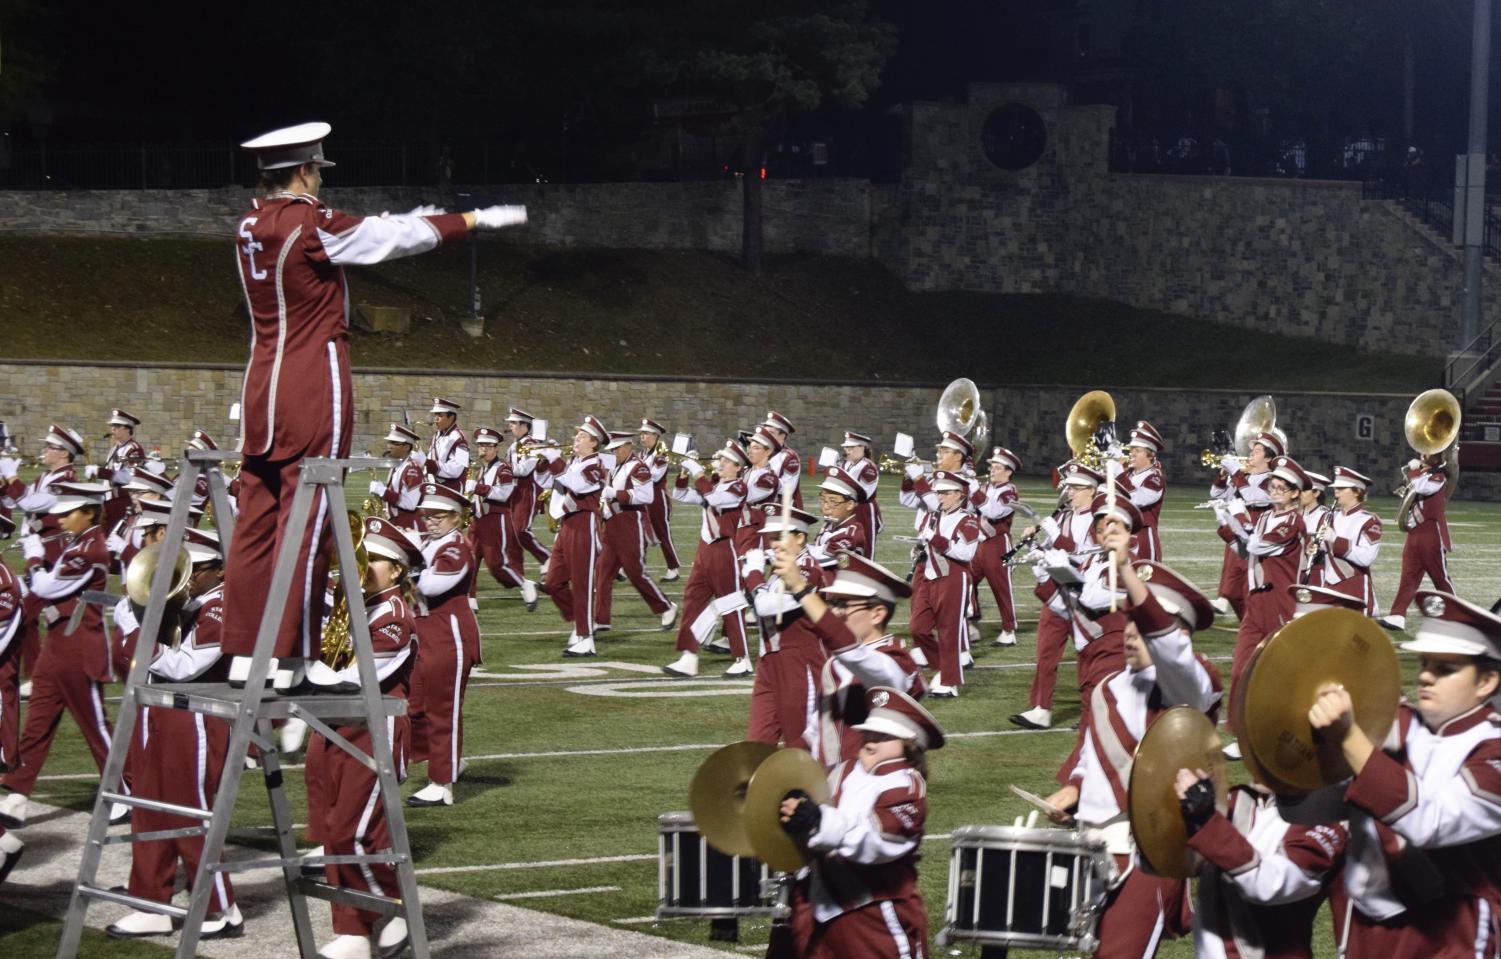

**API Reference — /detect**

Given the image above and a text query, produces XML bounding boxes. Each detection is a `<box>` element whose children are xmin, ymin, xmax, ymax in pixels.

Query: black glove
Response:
<box><xmin>1178</xmin><ymin>778</ymin><xmax>1216</xmax><ymax>836</ymax></box>
<box><xmin>780</xmin><ymin>789</ymin><xmax>821</xmax><ymax>837</ymax></box>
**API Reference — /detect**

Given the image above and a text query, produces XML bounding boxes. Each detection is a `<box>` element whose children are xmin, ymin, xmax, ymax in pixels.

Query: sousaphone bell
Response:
<box><xmin>123</xmin><ymin>541</ymin><xmax>193</xmax><ymax>647</ymax></box>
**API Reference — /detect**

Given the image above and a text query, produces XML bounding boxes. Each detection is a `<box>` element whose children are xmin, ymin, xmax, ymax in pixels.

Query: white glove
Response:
<box><xmin>464</xmin><ymin>479</ymin><xmax>477</xmax><ymax>495</ymax></box>
<box><xmin>407</xmin><ymin>204</ymin><xmax>447</xmax><ymax>217</ymax></box>
<box><xmin>473</xmin><ymin>204</ymin><xmax>528</xmax><ymax>229</ymax></box>
<box><xmin>368</xmin><ymin>480</ymin><xmax>387</xmax><ymax>497</ymax></box>
<box><xmin>146</xmin><ymin>460</ymin><xmax>167</xmax><ymax>476</ymax></box>
<box><xmin>1220</xmin><ymin>455</ymin><xmax>1242</xmax><ymax>475</ymax></box>
<box><xmin>412</xmin><ymin>450</ymin><xmax>428</xmax><ymax>467</ymax></box>
<box><xmin>1042</xmin><ymin>548</ymin><xmax>1069</xmax><ymax>569</ymax></box>
<box><xmin>1319</xmin><ymin>526</ymin><xmax>1338</xmax><ymax>545</ymax></box>
<box><xmin>0</xmin><ymin>456</ymin><xmax>17</xmax><ymax>480</ymax></box>
<box><xmin>113</xmin><ymin>597</ymin><xmax>140</xmax><ymax>636</ymax></box>
<box><xmin>743</xmin><ymin>548</ymin><xmax>767</xmax><ymax>573</ymax></box>
<box><xmin>21</xmin><ymin>534</ymin><xmax>43</xmax><ymax>561</ymax></box>
<box><xmin>753</xmin><ymin>588</ymin><xmax>786</xmax><ymax>618</ymax></box>
<box><xmin>106</xmin><ymin>531</ymin><xmax>127</xmax><ymax>555</ymax></box>
<box><xmin>540</xmin><ymin>446</ymin><xmax>562</xmax><ymax>463</ymax></box>
<box><xmin>682</xmin><ymin>458</ymin><xmax>703</xmax><ymax>478</ymax></box>
<box><xmin>904</xmin><ymin>462</ymin><xmax>924</xmax><ymax>480</ymax></box>
<box><xmin>84</xmin><ymin>464</ymin><xmax>99</xmax><ymax>479</ymax></box>
<box><xmin>112</xmin><ymin>468</ymin><xmax>132</xmax><ymax>485</ymax></box>
<box><xmin>1211</xmin><ymin>502</ymin><xmax>1231</xmax><ymax>526</ymax></box>
<box><xmin>1406</xmin><ymin>458</ymin><xmax>1422</xmax><ymax>471</ymax></box>
<box><xmin>1029</xmin><ymin>556</ymin><xmax>1051</xmax><ymax>583</ymax></box>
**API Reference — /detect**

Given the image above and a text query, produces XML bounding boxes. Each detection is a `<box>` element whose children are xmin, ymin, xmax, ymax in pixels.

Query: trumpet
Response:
<box><xmin>517</xmin><ymin>438</ymin><xmax>562</xmax><ymax>457</ymax></box>
<box><xmin>877</xmin><ymin>453</ymin><xmax>932</xmax><ymax>475</ymax></box>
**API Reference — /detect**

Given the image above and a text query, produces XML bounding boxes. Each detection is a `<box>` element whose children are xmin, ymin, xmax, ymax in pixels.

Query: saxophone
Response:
<box><xmin>320</xmin><ymin>510</ymin><xmax>370</xmax><ymax>670</ymax></box>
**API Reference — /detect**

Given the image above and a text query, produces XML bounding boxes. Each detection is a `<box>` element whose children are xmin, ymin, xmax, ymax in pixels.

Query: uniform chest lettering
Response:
<box><xmin>238</xmin><ymin>217</ymin><xmax>268</xmax><ymax>281</ymax></box>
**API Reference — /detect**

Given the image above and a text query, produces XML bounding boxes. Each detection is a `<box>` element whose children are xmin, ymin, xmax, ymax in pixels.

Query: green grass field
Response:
<box><xmin>3</xmin><ymin>474</ymin><xmax>1495</xmax><ymax>957</ymax></box>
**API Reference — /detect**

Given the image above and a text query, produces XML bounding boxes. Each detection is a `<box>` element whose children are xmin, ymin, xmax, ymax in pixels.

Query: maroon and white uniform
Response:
<box><xmin>781</xmin><ymin>756</ymin><xmax>929</xmax><ymax>958</ymax></box>
<box><xmin>1298</xmin><ymin>502</ymin><xmax>1332</xmax><ymax>586</ymax></box>
<box><xmin>305</xmin><ymin>585</ymin><xmax>415</xmax><ymax>938</ymax></box>
<box><xmin>1315</xmin><ymin>504</ymin><xmax>1382</xmax><ymax>615</ymax></box>
<box><xmin>1188</xmin><ymin>787</ymin><xmax>1347</xmax><ymax>959</ymax></box>
<box><xmin>101</xmin><ymin>437</ymin><xmax>146</xmax><ymax>528</ymax></box>
<box><xmin>1213</xmin><ymin>468</ymin><xmax>1271</xmax><ymax>618</ymax></box>
<box><xmin>1023</xmin><ymin>504</ymin><xmax>1087</xmax><ymax>713</ymax></box>
<box><xmin>1034</xmin><ymin>544</ymin><xmax>1131</xmax><ymax>743</ymax></box>
<box><xmin>972</xmin><ymin>480</ymin><xmax>1020</xmax><ymax>634</ymax></box>
<box><xmin>1</xmin><ymin>525</ymin><xmax>117</xmax><ymax>797</ymax></box>
<box><xmin>593</xmin><ymin>453</ymin><xmax>671</xmax><ymax>625</ymax></box>
<box><xmin>808</xmin><ymin>515</ymin><xmax>865</xmax><ymax>570</ymax></box>
<box><xmin>808</xmin><ymin>612</ymin><xmax>924</xmax><ymax>769</ymax></box>
<box><xmin>468</xmin><ymin>456</ymin><xmax>526</xmax><ymax>590</ymax></box>
<box><xmin>842</xmin><ymin>455</ymin><xmax>881</xmax><ymax>558</ymax></box>
<box><xmin>1341</xmin><ymin>703</ymin><xmax>1501</xmax><ymax>958</ymax></box>
<box><xmin>226</xmin><ymin>194</ymin><xmax>470</xmax><ymax>662</ymax></box>
<box><xmin>426</xmin><ymin>425</ymin><xmax>470</xmax><ymax>493</ymax></box>
<box><xmin>1059</xmin><ymin>592</ymin><xmax>1222</xmax><ymax>959</ymax></box>
<box><xmin>505</xmin><ymin>436</ymin><xmax>552</xmax><ymax>568</ymax></box>
<box><xmin>542</xmin><ymin>450</ymin><xmax>605</xmax><ymax>637</ymax></box>
<box><xmin>642</xmin><ymin>444</ymin><xmax>680</xmax><ymax>572</ymax></box>
<box><xmin>672</xmin><ymin>473</ymin><xmax>750</xmax><ymax>658</ymax></box>
<box><xmin>908</xmin><ymin>507</ymin><xmax>981</xmax><ymax>689</ymax></box>
<box><xmin>1388</xmin><ymin>465</ymin><xmax>1454</xmax><ymax>620</ymax></box>
<box><xmin>126</xmin><ymin>583</ymin><xmax>236</xmax><ymax>917</ymax></box>
<box><xmin>768</xmin><ymin>445</ymin><xmax>804</xmax><ymax>511</ymax></box>
<box><xmin>734</xmin><ymin>461</ymin><xmax>780</xmax><ymax>556</ymax></box>
<box><xmin>898</xmin><ymin>467</ymin><xmax>979</xmax><ymax>660</ymax></box>
<box><xmin>374</xmin><ymin>452</ymin><xmax>425</xmax><ymax>533</ymax></box>
<box><xmin>744</xmin><ymin>549</ymin><xmax>829</xmax><ymax>751</ymax></box>
<box><xmin>1223</xmin><ymin>501</ymin><xmax>1301</xmax><ymax>714</ymax></box>
<box><xmin>1121</xmin><ymin>462</ymin><xmax>1166</xmax><ymax>560</ymax></box>
<box><xmin>0</xmin><ymin>563</ymin><xmax>24</xmax><ymax>773</ymax></box>
<box><xmin>410</xmin><ymin>528</ymin><xmax>479</xmax><ymax>787</ymax></box>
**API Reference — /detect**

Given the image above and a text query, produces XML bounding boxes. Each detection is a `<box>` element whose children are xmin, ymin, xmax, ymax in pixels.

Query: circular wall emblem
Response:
<box><xmin>981</xmin><ymin>103</ymin><xmax>1047</xmax><ymax>171</ymax></box>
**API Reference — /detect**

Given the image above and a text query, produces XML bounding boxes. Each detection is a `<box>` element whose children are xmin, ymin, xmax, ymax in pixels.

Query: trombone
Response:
<box><xmin>877</xmin><ymin>453</ymin><xmax>933</xmax><ymax>475</ymax></box>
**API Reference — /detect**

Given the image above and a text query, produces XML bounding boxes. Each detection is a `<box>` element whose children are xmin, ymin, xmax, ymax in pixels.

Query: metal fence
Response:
<box><xmin>1108</xmin><ymin>128</ymin><xmax>1392</xmax><ymax>181</ymax></box>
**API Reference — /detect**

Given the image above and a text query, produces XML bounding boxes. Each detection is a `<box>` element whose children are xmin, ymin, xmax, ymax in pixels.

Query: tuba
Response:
<box><xmin>320</xmin><ymin>511</ymin><xmax>369</xmax><ymax>670</ymax></box>
<box><xmin>1065</xmin><ymin>390</ymin><xmax>1117</xmax><ymax>468</ymax></box>
<box><xmin>937</xmin><ymin>378</ymin><xmax>982</xmax><ymax>438</ymax></box>
<box><xmin>1232</xmin><ymin>395</ymin><xmax>1279</xmax><ymax>456</ymax></box>
<box><xmin>124</xmin><ymin>542</ymin><xmax>193</xmax><ymax>648</ymax></box>
<box><xmin>1396</xmin><ymin>389</ymin><xmax>1461</xmax><ymax>527</ymax></box>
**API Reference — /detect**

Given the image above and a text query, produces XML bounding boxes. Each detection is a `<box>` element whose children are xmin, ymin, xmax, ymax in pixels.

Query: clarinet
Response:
<box><xmin>1002</xmin><ymin>504</ymin><xmax>1067</xmax><ymax>565</ymax></box>
<box><xmin>1301</xmin><ymin>509</ymin><xmax>1332</xmax><ymax>586</ymax></box>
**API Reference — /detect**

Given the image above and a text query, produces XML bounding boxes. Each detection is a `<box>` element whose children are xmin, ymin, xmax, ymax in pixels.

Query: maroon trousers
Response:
<box><xmin>674</xmin><ymin>538</ymin><xmax>748</xmax><ymax>657</ymax></box>
<box><xmin>1229</xmin><ymin>586</ymin><xmax>1292</xmax><ymax>727</ymax></box>
<box><xmin>594</xmin><ymin>511</ymin><xmax>671</xmax><ymax>625</ymax></box>
<box><xmin>746</xmin><ymin>638</ymin><xmax>827</xmax><ymax>750</ymax></box>
<box><xmin>544</xmin><ymin>512</ymin><xmax>601</xmax><ymax>637</ymax></box>
<box><xmin>645</xmin><ymin>486</ymin><xmax>681</xmax><ymax>570</ymax></box>
<box><xmin>1138</xmin><ymin>524</ymin><xmax>1162</xmax><ymax>562</ymax></box>
<box><xmin>972</xmin><ymin>534</ymin><xmax>1017</xmax><ymax>632</ymax></box>
<box><xmin>853</xmin><ymin>501</ymin><xmax>880</xmax><ymax>559</ymax></box>
<box><xmin>1217</xmin><ymin>543</ymin><xmax>1248</xmax><ymax>619</ymax></box>
<box><xmin>1</xmin><ymin>629</ymin><xmax>117</xmax><ymax>796</ymax></box>
<box><xmin>470</xmin><ymin>511</ymin><xmax>526</xmax><ymax>589</ymax></box>
<box><xmin>910</xmin><ymin>568</ymin><xmax>970</xmax><ymax>688</ymax></box>
<box><xmin>307</xmin><ymin>719</ymin><xmax>410</xmax><ymax>937</ymax></box>
<box><xmin>507</xmin><ymin>486</ymin><xmax>551</xmax><ymax>567</ymax></box>
<box><xmin>774</xmin><ymin>881</ymin><xmax>928</xmax><ymax>959</ymax></box>
<box><xmin>128</xmin><ymin>707</ymin><xmax>235</xmax><ymax>913</ymax></box>
<box><xmin>410</xmin><ymin>610</ymin><xmax>479</xmax><ymax>786</ymax></box>
<box><xmin>1388</xmin><ymin>527</ymin><xmax>1454</xmax><ymax>619</ymax></box>
<box><xmin>1094</xmin><ymin>858</ymin><xmax>1189</xmax><ymax>958</ymax></box>
<box><xmin>1027</xmin><ymin>606</ymin><xmax>1071</xmax><ymax>711</ymax></box>
<box><xmin>0</xmin><ymin>626</ymin><xmax>20</xmax><ymax>772</ymax></box>
<box><xmin>1076</xmin><ymin>632</ymin><xmax>1124</xmax><ymax>713</ymax></box>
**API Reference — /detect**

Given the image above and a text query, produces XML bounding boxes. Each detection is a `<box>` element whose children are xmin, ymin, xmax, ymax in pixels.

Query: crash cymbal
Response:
<box><xmin>689</xmin><ymin>740</ymin><xmax>777</xmax><ymax>858</ymax></box>
<box><xmin>743</xmin><ymin>747</ymin><xmax>831</xmax><ymax>873</ymax></box>
<box><xmin>1228</xmin><ymin>634</ymin><xmax>1286</xmax><ymax>792</ymax></box>
<box><xmin>1128</xmin><ymin>707</ymin><xmax>1226</xmax><ymax>880</ymax></box>
<box><xmin>1240</xmin><ymin>608</ymin><xmax>1400</xmax><ymax>795</ymax></box>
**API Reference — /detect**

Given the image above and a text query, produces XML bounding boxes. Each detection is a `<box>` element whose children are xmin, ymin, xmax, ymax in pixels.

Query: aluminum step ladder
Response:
<box><xmin>57</xmin><ymin>452</ymin><xmax>428</xmax><ymax>959</ymax></box>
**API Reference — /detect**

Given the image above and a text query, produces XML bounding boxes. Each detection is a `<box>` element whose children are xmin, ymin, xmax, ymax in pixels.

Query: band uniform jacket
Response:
<box><xmin>1243</xmin><ymin>505</ymin><xmax>1302</xmax><ymax>592</ymax></box>
<box><xmin>1400</xmin><ymin>465</ymin><xmax>1452</xmax><ymax>550</ymax></box>
<box><xmin>380</xmin><ymin>453</ymin><xmax>426</xmax><ymax>531</ymax></box>
<box><xmin>768</xmin><ymin>446</ymin><xmax>803</xmax><ymax>509</ymax></box>
<box><xmin>1299</xmin><ymin>504</ymin><xmax>1331</xmax><ymax>583</ymax></box>
<box><xmin>843</xmin><ymin>455</ymin><xmax>883</xmax><ymax>541</ymax></box>
<box><xmin>234</xmin><ymin>194</ymin><xmax>469</xmax><ymax>458</ymax></box>
<box><xmin>1121</xmin><ymin>463</ymin><xmax>1165</xmax><ymax>555</ymax></box>
<box><xmin>427</xmin><ymin>427</ymin><xmax>470</xmax><ymax>492</ymax></box>
<box><xmin>26</xmin><ymin>525</ymin><xmax>112</xmax><ymax>681</ymax></box>
<box><xmin>919</xmin><ymin>508</ymin><xmax>981</xmax><ymax>581</ymax></box>
<box><xmin>545</xmin><ymin>452</ymin><xmax>605</xmax><ymax>518</ymax></box>
<box><xmin>3</xmin><ymin>466</ymin><xmax>75</xmax><ymax>558</ymax></box>
<box><xmin>1316</xmin><ymin>505</ymin><xmax>1382</xmax><ymax>612</ymax></box>
<box><xmin>471</xmin><ymin>457</ymin><xmax>517</xmax><ymax>518</ymax></box>
<box><xmin>102</xmin><ymin>438</ymin><xmax>145</xmax><ymax>513</ymax></box>
<box><xmin>735</xmin><ymin>464</ymin><xmax>780</xmax><ymax>553</ymax></box>
<box><xmin>977</xmin><ymin>481</ymin><xmax>1019</xmax><ymax>543</ymax></box>
<box><xmin>673</xmin><ymin>474</ymin><xmax>747</xmax><ymax>543</ymax></box>
<box><xmin>808</xmin><ymin>515</ymin><xmax>865</xmax><ymax>569</ymax></box>
<box><xmin>807</xmin><ymin>610</ymin><xmax>925</xmax><ymax>769</ymax></box>
<box><xmin>600</xmin><ymin>455</ymin><xmax>653</xmax><ymax>521</ymax></box>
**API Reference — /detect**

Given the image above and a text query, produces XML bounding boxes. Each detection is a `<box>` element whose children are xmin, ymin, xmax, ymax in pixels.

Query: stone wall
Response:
<box><xmin>3</xmin><ymin>360</ymin><xmax>1471</xmax><ymax>499</ymax></box>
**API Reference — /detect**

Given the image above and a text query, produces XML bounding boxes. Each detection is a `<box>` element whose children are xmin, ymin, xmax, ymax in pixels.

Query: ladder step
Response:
<box><xmin>101</xmin><ymin>792</ymin><xmax>211</xmax><ymax>821</ymax></box>
<box><xmin>294</xmin><ymin>877</ymin><xmax>405</xmax><ymax>916</ymax></box>
<box><xmin>78</xmin><ymin>884</ymin><xmax>189</xmax><ymax>918</ymax></box>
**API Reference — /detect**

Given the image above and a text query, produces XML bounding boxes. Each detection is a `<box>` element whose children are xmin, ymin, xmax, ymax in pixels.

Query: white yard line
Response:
<box><xmin>419</xmin><ymin>854</ymin><xmax>657</xmax><ymax>876</ymax></box>
<box><xmin>495</xmin><ymin>885</ymin><xmax>622</xmax><ymax>901</ymax></box>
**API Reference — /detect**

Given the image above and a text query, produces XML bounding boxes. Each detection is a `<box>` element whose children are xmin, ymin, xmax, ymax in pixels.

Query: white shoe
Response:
<box><xmin>244</xmin><ymin>755</ymin><xmax>260</xmax><ymax>770</ymax></box>
<box><xmin>660</xmin><ymin>602</ymin><xmax>679</xmax><ymax>630</ymax></box>
<box><xmin>109</xmin><ymin>801</ymin><xmax>132</xmax><ymax>826</ymax></box>
<box><xmin>992</xmin><ymin>630</ymin><xmax>1017</xmax><ymax>647</ymax></box>
<box><xmin>724</xmin><ymin>656</ymin><xmax>753</xmax><ymax>677</ymax></box>
<box><xmin>468</xmin><ymin>596</ymin><xmax>479</xmax><ymax>612</ymax></box>
<box><xmin>318</xmin><ymin>934</ymin><xmax>374</xmax><ymax>959</ymax></box>
<box><xmin>663</xmin><ymin>568</ymin><xmax>680</xmax><ymax>582</ymax></box>
<box><xmin>909</xmin><ymin>647</ymin><xmax>929</xmax><ymax>667</ymax></box>
<box><xmin>1377</xmin><ymin>615</ymin><xmax>1406</xmax><ymax>631</ymax></box>
<box><xmin>1009</xmin><ymin>706</ymin><xmax>1051</xmax><ymax>730</ymax></box>
<box><xmin>107</xmin><ymin>910</ymin><xmax>174</xmax><ymax>938</ymax></box>
<box><xmin>276</xmin><ymin>658</ymin><xmax>357</xmax><ymax>695</ymax></box>
<box><xmin>280</xmin><ymin>718</ymin><xmax>309</xmax><ymax>755</ymax></box>
<box><xmin>0</xmin><ymin>790</ymin><xmax>27</xmax><ymax>829</ymax></box>
<box><xmin>521</xmin><ymin>580</ymin><xmax>539</xmax><ymax>611</ymax></box>
<box><xmin>959</xmin><ymin>651</ymin><xmax>974</xmax><ymax>668</ymax></box>
<box><xmin>201</xmin><ymin>903</ymin><xmax>245</xmax><ymax>939</ymax></box>
<box><xmin>538</xmin><ymin>560</ymin><xmax>550</xmax><ymax>577</ymax></box>
<box><xmin>563</xmin><ymin>634</ymin><xmax>596</xmax><ymax>657</ymax></box>
<box><xmin>17</xmin><ymin>680</ymin><xmax>31</xmax><ymax>702</ymax></box>
<box><xmin>663</xmin><ymin>652</ymin><xmax>699</xmax><ymax>677</ymax></box>
<box><xmin>407</xmin><ymin>781</ymin><xmax>454</xmax><ymax>808</ymax></box>
<box><xmin>1210</xmin><ymin>597</ymin><xmax>1233</xmax><ymax>616</ymax></box>
<box><xmin>376</xmin><ymin>917</ymin><xmax>409</xmax><ymax>958</ymax></box>
<box><xmin>704</xmin><ymin>636</ymin><xmax>733</xmax><ymax>654</ymax></box>
<box><xmin>929</xmin><ymin>683</ymin><xmax>959</xmax><ymax>698</ymax></box>
<box><xmin>595</xmin><ymin>623</ymin><xmax>613</xmax><ymax>633</ymax></box>
<box><xmin>228</xmin><ymin>656</ymin><xmax>278</xmax><ymax>689</ymax></box>
<box><xmin>1223</xmin><ymin>741</ymin><xmax>1242</xmax><ymax>760</ymax></box>
<box><xmin>0</xmin><ymin>831</ymin><xmax>22</xmax><ymax>884</ymax></box>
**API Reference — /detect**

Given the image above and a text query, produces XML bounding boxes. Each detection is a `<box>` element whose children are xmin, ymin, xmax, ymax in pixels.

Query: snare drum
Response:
<box><xmin>657</xmin><ymin>812</ymin><xmax>781</xmax><ymax>919</ymax></box>
<box><xmin>936</xmin><ymin>824</ymin><xmax>1112</xmax><ymax>952</ymax></box>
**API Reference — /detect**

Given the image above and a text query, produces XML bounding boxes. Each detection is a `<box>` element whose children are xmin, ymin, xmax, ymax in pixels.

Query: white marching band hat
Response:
<box><xmin>239</xmin><ymin>121</ymin><xmax>337</xmax><ymax>171</ymax></box>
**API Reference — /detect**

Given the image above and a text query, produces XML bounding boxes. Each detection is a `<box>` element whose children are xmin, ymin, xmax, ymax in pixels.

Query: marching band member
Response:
<box><xmin>537</xmin><ymin>416</ymin><xmax>609</xmax><ymax>657</ymax></box>
<box><xmin>0</xmin><ymin>559</ymin><xmax>19</xmax><ymax>883</ymax></box>
<box><xmin>466</xmin><ymin>428</ymin><xmax>539</xmax><ymax>611</ymax></box>
<box><xmin>407</xmin><ymin>483</ymin><xmax>479</xmax><ymax>808</ymax></box>
<box><xmin>637</xmin><ymin>418</ymin><xmax>681</xmax><ymax>581</ymax></box>
<box><xmin>839</xmin><ymin>432</ymin><xmax>881</xmax><ymax>557</ymax></box>
<box><xmin>425</xmin><ymin>398</ymin><xmax>470</xmax><ymax>493</ymax></box>
<box><xmin>761</xmin><ymin>411</ymin><xmax>804</xmax><ymax>510</ymax></box>
<box><xmin>1175</xmin><ymin>765</ymin><xmax>1347</xmax><ymax>958</ymax></box>
<box><xmin>742</xmin><ymin>506</ymin><xmax>829</xmax><ymax>751</ymax></box>
<box><xmin>226</xmin><ymin>119</ymin><xmax>522</xmax><ymax>695</ymax></box>
<box><xmin>737</xmin><ymin>427</ymin><xmax>784</xmax><ymax>557</ymax></box>
<box><xmin>593</xmin><ymin>431</ymin><xmax>676</xmax><ymax>632</ymax></box>
<box><xmin>1044</xmin><ymin>533</ymin><xmax>1222</xmax><ymax>959</ymax></box>
<box><xmin>1121</xmin><ymin>421</ymin><xmax>1167</xmax><ymax>561</ymax></box>
<box><xmin>306</xmin><ymin>517</ymin><xmax>423</xmax><ymax>959</ymax></box>
<box><xmin>369</xmin><ymin>423</ymin><xmax>425</xmax><ymax>532</ymax></box>
<box><xmin>106</xmin><ymin>468</ymin><xmax>174</xmax><ymax>573</ymax></box>
<box><xmin>180</xmin><ymin>430</ymin><xmax>223</xmax><ymax>511</ymax></box>
<box><xmin>775</xmin><ymin>686</ymin><xmax>943</xmax><ymax>959</ymax></box>
<box><xmin>107</xmin><ymin>528</ymin><xmax>245</xmax><ymax>941</ymax></box>
<box><xmin>898</xmin><ymin>431</ymin><xmax>975</xmax><ymax>670</ymax></box>
<box><xmin>1311</xmin><ymin>466</ymin><xmax>1382</xmax><ymax>615</ymax></box>
<box><xmin>808</xmin><ymin>467</ymin><xmax>867</xmax><ymax>568</ymax></box>
<box><xmin>1011</xmin><ymin>463</ymin><xmax>1100</xmax><ymax>730</ymax></box>
<box><xmin>1297</xmin><ymin>469</ymin><xmax>1332</xmax><ymax>585</ymax></box>
<box><xmin>1381</xmin><ymin>453</ymin><xmax>1453</xmax><ymax>631</ymax></box>
<box><xmin>99</xmin><ymin>408</ymin><xmax>146</xmax><ymax>528</ymax></box>
<box><xmin>908</xmin><ymin>470</ymin><xmax>981</xmax><ymax>698</ymax></box>
<box><xmin>1308</xmin><ymin>590</ymin><xmax>1501</xmax><ymax>957</ymax></box>
<box><xmin>1211</xmin><ymin>432</ymin><xmax>1282</xmax><ymax>618</ymax></box>
<box><xmin>663</xmin><ymin>440</ymin><xmax>752</xmax><ymax>678</ymax></box>
<box><xmin>504</xmin><ymin>408</ymin><xmax>553</xmax><ymax>574</ymax></box>
<box><xmin>973</xmin><ymin>446</ymin><xmax>1022</xmax><ymax>647</ymax></box>
<box><xmin>0</xmin><ymin>482</ymin><xmax>130</xmax><ymax>829</ymax></box>
<box><xmin>773</xmin><ymin>549</ymin><xmax>925</xmax><ymax>769</ymax></box>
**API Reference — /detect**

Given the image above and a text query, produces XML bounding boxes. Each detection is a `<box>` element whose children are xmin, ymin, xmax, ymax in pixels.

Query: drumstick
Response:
<box><xmin>774</xmin><ymin>482</ymin><xmax>795</xmax><ymax>627</ymax></box>
<box><xmin>1009</xmin><ymin>783</ymin><xmax>1072</xmax><ymax>824</ymax></box>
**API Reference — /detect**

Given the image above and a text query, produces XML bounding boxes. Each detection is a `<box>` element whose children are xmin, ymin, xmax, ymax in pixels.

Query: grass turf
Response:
<box><xmin>0</xmin><ymin>236</ymin><xmax>1441</xmax><ymax>392</ymax></box>
<box><xmin>4</xmin><ymin>474</ymin><xmax>1493</xmax><ymax>957</ymax></box>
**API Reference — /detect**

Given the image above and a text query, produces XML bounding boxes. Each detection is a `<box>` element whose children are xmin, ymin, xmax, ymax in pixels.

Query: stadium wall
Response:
<box><xmin>3</xmin><ymin>360</ymin><xmax>1471</xmax><ymax>499</ymax></box>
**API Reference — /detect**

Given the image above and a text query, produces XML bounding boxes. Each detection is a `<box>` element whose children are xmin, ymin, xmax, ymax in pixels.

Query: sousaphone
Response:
<box><xmin>123</xmin><ymin>541</ymin><xmax>193</xmax><ymax>647</ymax></box>
<box><xmin>938</xmin><ymin>377</ymin><xmax>982</xmax><ymax>438</ymax></box>
<box><xmin>1397</xmin><ymin>388</ymin><xmax>1461</xmax><ymax>527</ymax></box>
<box><xmin>1128</xmin><ymin>707</ymin><xmax>1227</xmax><ymax>879</ymax></box>
<box><xmin>1066</xmin><ymin>391</ymin><xmax>1116</xmax><ymax>467</ymax></box>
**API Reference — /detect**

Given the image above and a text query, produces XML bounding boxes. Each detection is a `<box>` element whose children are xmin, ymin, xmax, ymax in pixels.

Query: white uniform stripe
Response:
<box><xmin>354</xmin><ymin>779</ymin><xmax>385</xmax><ymax>897</ymax></box>
<box><xmin>194</xmin><ymin>713</ymin><xmax>230</xmax><ymax>908</ymax></box>
<box><xmin>879</xmin><ymin>901</ymin><xmax>912</xmax><ymax>959</ymax></box>
<box><xmin>449</xmin><ymin>614</ymin><xmax>464</xmax><ymax>783</ymax></box>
